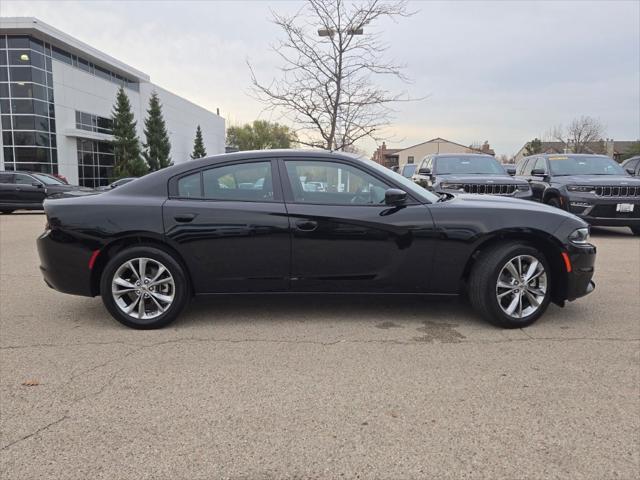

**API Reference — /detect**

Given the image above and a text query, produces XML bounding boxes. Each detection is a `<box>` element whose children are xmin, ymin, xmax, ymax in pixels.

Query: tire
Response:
<box><xmin>631</xmin><ymin>226</ymin><xmax>640</xmax><ymax>236</ymax></box>
<box><xmin>468</xmin><ymin>242</ymin><xmax>552</xmax><ymax>328</ymax></box>
<box><xmin>545</xmin><ymin>197</ymin><xmax>562</xmax><ymax>209</ymax></box>
<box><xmin>100</xmin><ymin>246</ymin><xmax>190</xmax><ymax>329</ymax></box>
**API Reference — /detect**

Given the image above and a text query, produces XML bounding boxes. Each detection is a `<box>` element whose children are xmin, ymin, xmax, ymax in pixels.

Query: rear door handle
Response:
<box><xmin>295</xmin><ymin>220</ymin><xmax>318</xmax><ymax>232</ymax></box>
<box><xmin>174</xmin><ymin>213</ymin><xmax>196</xmax><ymax>223</ymax></box>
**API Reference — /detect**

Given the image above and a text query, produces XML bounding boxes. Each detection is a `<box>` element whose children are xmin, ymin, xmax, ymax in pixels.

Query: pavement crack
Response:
<box><xmin>0</xmin><ymin>415</ymin><xmax>68</xmax><ymax>451</ymax></box>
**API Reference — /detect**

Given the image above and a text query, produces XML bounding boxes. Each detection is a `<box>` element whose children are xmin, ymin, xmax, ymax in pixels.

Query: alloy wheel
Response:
<box><xmin>111</xmin><ymin>257</ymin><xmax>175</xmax><ymax>320</ymax></box>
<box><xmin>495</xmin><ymin>254</ymin><xmax>547</xmax><ymax>319</ymax></box>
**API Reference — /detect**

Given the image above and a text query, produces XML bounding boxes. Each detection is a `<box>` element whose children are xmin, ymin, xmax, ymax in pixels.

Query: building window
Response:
<box><xmin>408</xmin><ymin>156</ymin><xmax>415</xmax><ymax>164</ymax></box>
<box><xmin>0</xmin><ymin>35</ymin><xmax>57</xmax><ymax>174</ymax></box>
<box><xmin>77</xmin><ymin>139</ymin><xmax>114</xmax><ymax>187</ymax></box>
<box><xmin>75</xmin><ymin>110</ymin><xmax>113</xmax><ymax>135</ymax></box>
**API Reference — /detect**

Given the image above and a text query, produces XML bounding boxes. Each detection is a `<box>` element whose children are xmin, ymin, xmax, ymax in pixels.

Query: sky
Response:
<box><xmin>1</xmin><ymin>0</ymin><xmax>638</xmax><ymax>157</ymax></box>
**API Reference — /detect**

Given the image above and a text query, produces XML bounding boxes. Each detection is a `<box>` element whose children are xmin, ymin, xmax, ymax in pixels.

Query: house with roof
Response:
<box><xmin>514</xmin><ymin>139</ymin><xmax>639</xmax><ymax>163</ymax></box>
<box><xmin>371</xmin><ymin>138</ymin><xmax>494</xmax><ymax>169</ymax></box>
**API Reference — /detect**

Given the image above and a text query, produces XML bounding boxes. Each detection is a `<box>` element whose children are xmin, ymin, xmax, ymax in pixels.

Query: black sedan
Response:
<box><xmin>0</xmin><ymin>170</ymin><xmax>92</xmax><ymax>214</ymax></box>
<box><xmin>411</xmin><ymin>153</ymin><xmax>532</xmax><ymax>198</ymax></box>
<box><xmin>516</xmin><ymin>154</ymin><xmax>640</xmax><ymax>235</ymax></box>
<box><xmin>37</xmin><ymin>150</ymin><xmax>596</xmax><ymax>329</ymax></box>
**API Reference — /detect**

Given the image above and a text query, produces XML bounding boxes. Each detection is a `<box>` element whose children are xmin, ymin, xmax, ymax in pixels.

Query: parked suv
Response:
<box><xmin>0</xmin><ymin>171</ymin><xmax>90</xmax><ymax>214</ymax></box>
<box><xmin>515</xmin><ymin>154</ymin><xmax>640</xmax><ymax>235</ymax></box>
<box><xmin>411</xmin><ymin>153</ymin><xmax>532</xmax><ymax>198</ymax></box>
<box><xmin>621</xmin><ymin>156</ymin><xmax>640</xmax><ymax>177</ymax></box>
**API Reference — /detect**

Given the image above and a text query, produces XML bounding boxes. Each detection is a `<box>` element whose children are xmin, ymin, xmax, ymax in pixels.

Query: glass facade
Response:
<box><xmin>1</xmin><ymin>35</ymin><xmax>57</xmax><ymax>173</ymax></box>
<box><xmin>75</xmin><ymin>111</ymin><xmax>113</xmax><ymax>134</ymax></box>
<box><xmin>77</xmin><ymin>138</ymin><xmax>115</xmax><ymax>187</ymax></box>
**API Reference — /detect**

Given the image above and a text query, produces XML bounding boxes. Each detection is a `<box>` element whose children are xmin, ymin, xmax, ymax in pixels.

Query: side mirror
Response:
<box><xmin>32</xmin><ymin>182</ymin><xmax>43</xmax><ymax>188</ymax></box>
<box><xmin>385</xmin><ymin>188</ymin><xmax>407</xmax><ymax>205</ymax></box>
<box><xmin>531</xmin><ymin>168</ymin><xmax>547</xmax><ymax>176</ymax></box>
<box><xmin>626</xmin><ymin>167</ymin><xmax>635</xmax><ymax>175</ymax></box>
<box><xmin>505</xmin><ymin>166</ymin><xmax>516</xmax><ymax>176</ymax></box>
<box><xmin>418</xmin><ymin>167</ymin><xmax>431</xmax><ymax>175</ymax></box>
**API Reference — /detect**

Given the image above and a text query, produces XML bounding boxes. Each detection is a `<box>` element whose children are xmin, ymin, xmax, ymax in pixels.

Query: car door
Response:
<box><xmin>0</xmin><ymin>173</ymin><xmax>16</xmax><ymax>205</ymax></box>
<box><xmin>163</xmin><ymin>159</ymin><xmax>291</xmax><ymax>293</ymax></box>
<box><xmin>13</xmin><ymin>173</ymin><xmax>46</xmax><ymax>206</ymax></box>
<box><xmin>280</xmin><ymin>157</ymin><xmax>435</xmax><ymax>293</ymax></box>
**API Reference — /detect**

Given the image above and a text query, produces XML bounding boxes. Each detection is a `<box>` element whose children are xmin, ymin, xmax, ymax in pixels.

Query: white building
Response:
<box><xmin>0</xmin><ymin>17</ymin><xmax>225</xmax><ymax>186</ymax></box>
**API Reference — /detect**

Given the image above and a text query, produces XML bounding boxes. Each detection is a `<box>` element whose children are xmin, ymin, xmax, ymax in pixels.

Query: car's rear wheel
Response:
<box><xmin>100</xmin><ymin>246</ymin><xmax>189</xmax><ymax>329</ymax></box>
<box><xmin>469</xmin><ymin>242</ymin><xmax>551</xmax><ymax>328</ymax></box>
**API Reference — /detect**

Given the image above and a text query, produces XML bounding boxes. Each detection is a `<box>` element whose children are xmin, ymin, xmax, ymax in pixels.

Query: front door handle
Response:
<box><xmin>295</xmin><ymin>220</ymin><xmax>318</xmax><ymax>232</ymax></box>
<box><xmin>174</xmin><ymin>213</ymin><xmax>196</xmax><ymax>223</ymax></box>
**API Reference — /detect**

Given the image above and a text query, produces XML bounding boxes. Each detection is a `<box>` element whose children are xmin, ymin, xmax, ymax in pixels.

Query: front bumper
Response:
<box><xmin>567</xmin><ymin>195</ymin><xmax>640</xmax><ymax>227</ymax></box>
<box><xmin>37</xmin><ymin>228</ymin><xmax>96</xmax><ymax>297</ymax></box>
<box><xmin>564</xmin><ymin>243</ymin><xmax>597</xmax><ymax>301</ymax></box>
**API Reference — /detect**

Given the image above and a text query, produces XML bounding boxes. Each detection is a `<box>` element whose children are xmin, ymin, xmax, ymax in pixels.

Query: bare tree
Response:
<box><xmin>550</xmin><ymin>116</ymin><xmax>606</xmax><ymax>153</ymax></box>
<box><xmin>248</xmin><ymin>0</ymin><xmax>415</xmax><ymax>151</ymax></box>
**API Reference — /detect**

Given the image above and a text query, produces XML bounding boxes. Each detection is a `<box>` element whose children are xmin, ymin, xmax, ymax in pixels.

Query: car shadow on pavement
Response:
<box><xmin>590</xmin><ymin>226</ymin><xmax>633</xmax><ymax>237</ymax></box>
<box><xmin>178</xmin><ymin>294</ymin><xmax>484</xmax><ymax>328</ymax></box>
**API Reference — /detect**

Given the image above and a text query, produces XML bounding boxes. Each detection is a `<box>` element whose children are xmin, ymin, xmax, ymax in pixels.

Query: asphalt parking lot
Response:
<box><xmin>0</xmin><ymin>212</ymin><xmax>638</xmax><ymax>480</ymax></box>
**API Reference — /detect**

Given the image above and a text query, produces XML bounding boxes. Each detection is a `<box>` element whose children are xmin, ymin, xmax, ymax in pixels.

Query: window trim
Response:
<box><xmin>168</xmin><ymin>158</ymin><xmax>283</xmax><ymax>203</ymax></box>
<box><xmin>278</xmin><ymin>157</ymin><xmax>419</xmax><ymax>207</ymax></box>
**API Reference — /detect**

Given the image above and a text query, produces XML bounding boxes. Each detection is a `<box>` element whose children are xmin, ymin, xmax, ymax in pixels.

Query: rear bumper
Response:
<box><xmin>37</xmin><ymin>229</ymin><xmax>95</xmax><ymax>297</ymax></box>
<box><xmin>565</xmin><ymin>243</ymin><xmax>596</xmax><ymax>301</ymax></box>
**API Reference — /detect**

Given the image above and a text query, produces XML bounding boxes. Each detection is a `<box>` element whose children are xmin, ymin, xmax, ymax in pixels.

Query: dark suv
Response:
<box><xmin>411</xmin><ymin>153</ymin><xmax>532</xmax><ymax>198</ymax></box>
<box><xmin>516</xmin><ymin>154</ymin><xmax>640</xmax><ymax>235</ymax></box>
<box><xmin>0</xmin><ymin>171</ymin><xmax>90</xmax><ymax>214</ymax></box>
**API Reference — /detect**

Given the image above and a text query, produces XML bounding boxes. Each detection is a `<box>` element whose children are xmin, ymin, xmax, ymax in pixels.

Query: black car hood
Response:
<box><xmin>436</xmin><ymin>174</ymin><xmax>526</xmax><ymax>185</ymax></box>
<box><xmin>449</xmin><ymin>193</ymin><xmax>576</xmax><ymax>216</ymax></box>
<box><xmin>552</xmin><ymin>175</ymin><xmax>640</xmax><ymax>186</ymax></box>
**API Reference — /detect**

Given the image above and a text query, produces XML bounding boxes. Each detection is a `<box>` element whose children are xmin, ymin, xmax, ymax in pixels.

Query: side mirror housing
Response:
<box><xmin>505</xmin><ymin>166</ymin><xmax>516</xmax><ymax>176</ymax></box>
<box><xmin>385</xmin><ymin>188</ymin><xmax>407</xmax><ymax>206</ymax></box>
<box><xmin>531</xmin><ymin>168</ymin><xmax>547</xmax><ymax>176</ymax></box>
<box><xmin>32</xmin><ymin>182</ymin><xmax>43</xmax><ymax>188</ymax></box>
<box><xmin>418</xmin><ymin>167</ymin><xmax>431</xmax><ymax>175</ymax></box>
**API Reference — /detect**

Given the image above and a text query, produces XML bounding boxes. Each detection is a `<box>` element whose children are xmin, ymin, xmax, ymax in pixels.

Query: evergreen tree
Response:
<box><xmin>111</xmin><ymin>87</ymin><xmax>148</xmax><ymax>178</ymax></box>
<box><xmin>142</xmin><ymin>92</ymin><xmax>171</xmax><ymax>171</ymax></box>
<box><xmin>524</xmin><ymin>138</ymin><xmax>543</xmax><ymax>156</ymax></box>
<box><xmin>190</xmin><ymin>125</ymin><xmax>207</xmax><ymax>159</ymax></box>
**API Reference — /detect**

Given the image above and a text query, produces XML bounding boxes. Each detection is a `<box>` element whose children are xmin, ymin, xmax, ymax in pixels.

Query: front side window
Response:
<box><xmin>14</xmin><ymin>173</ymin><xmax>36</xmax><ymax>185</ymax></box>
<box><xmin>285</xmin><ymin>160</ymin><xmax>389</xmax><ymax>205</ymax></box>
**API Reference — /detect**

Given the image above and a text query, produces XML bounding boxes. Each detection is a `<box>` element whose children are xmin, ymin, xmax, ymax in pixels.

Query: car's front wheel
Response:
<box><xmin>469</xmin><ymin>242</ymin><xmax>551</xmax><ymax>328</ymax></box>
<box><xmin>100</xmin><ymin>246</ymin><xmax>190</xmax><ymax>329</ymax></box>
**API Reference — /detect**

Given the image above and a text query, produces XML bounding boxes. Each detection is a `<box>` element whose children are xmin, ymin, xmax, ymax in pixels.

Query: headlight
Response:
<box><xmin>569</xmin><ymin>227</ymin><xmax>590</xmax><ymax>244</ymax></box>
<box><xmin>440</xmin><ymin>183</ymin><xmax>464</xmax><ymax>191</ymax></box>
<box><xmin>567</xmin><ymin>185</ymin><xmax>594</xmax><ymax>193</ymax></box>
<box><xmin>516</xmin><ymin>184</ymin><xmax>530</xmax><ymax>191</ymax></box>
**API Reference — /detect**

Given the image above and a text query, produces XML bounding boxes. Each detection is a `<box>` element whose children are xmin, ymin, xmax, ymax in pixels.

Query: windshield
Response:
<box><xmin>401</xmin><ymin>164</ymin><xmax>416</xmax><ymax>177</ymax></box>
<box><xmin>32</xmin><ymin>173</ymin><xmax>65</xmax><ymax>185</ymax></box>
<box><xmin>435</xmin><ymin>155</ymin><xmax>505</xmax><ymax>175</ymax></box>
<box><xmin>548</xmin><ymin>155</ymin><xmax>625</xmax><ymax>175</ymax></box>
<box><xmin>365</xmin><ymin>159</ymin><xmax>440</xmax><ymax>203</ymax></box>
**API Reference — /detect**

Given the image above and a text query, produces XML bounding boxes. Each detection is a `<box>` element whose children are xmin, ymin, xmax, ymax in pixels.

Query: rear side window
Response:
<box><xmin>177</xmin><ymin>173</ymin><xmax>202</xmax><ymax>198</ymax></box>
<box><xmin>0</xmin><ymin>173</ymin><xmax>13</xmax><ymax>184</ymax></box>
<box><xmin>176</xmin><ymin>162</ymin><xmax>274</xmax><ymax>201</ymax></box>
<box><xmin>14</xmin><ymin>174</ymin><xmax>35</xmax><ymax>185</ymax></box>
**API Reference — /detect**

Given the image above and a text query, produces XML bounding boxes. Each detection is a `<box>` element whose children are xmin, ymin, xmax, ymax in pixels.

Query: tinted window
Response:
<box><xmin>548</xmin><ymin>155</ymin><xmax>625</xmax><ymax>175</ymax></box>
<box><xmin>401</xmin><ymin>164</ymin><xmax>416</xmax><ymax>177</ymax></box>
<box><xmin>285</xmin><ymin>160</ymin><xmax>389</xmax><ymax>205</ymax></box>
<box><xmin>0</xmin><ymin>173</ymin><xmax>13</xmax><ymax>184</ymax></box>
<box><xmin>202</xmin><ymin>162</ymin><xmax>273</xmax><ymax>201</ymax></box>
<box><xmin>32</xmin><ymin>173</ymin><xmax>64</xmax><ymax>185</ymax></box>
<box><xmin>14</xmin><ymin>173</ymin><xmax>36</xmax><ymax>185</ymax></box>
<box><xmin>177</xmin><ymin>172</ymin><xmax>202</xmax><ymax>198</ymax></box>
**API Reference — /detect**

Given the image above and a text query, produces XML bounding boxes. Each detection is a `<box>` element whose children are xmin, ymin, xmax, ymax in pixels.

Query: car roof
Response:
<box><xmin>523</xmin><ymin>153</ymin><xmax>611</xmax><ymax>160</ymax></box>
